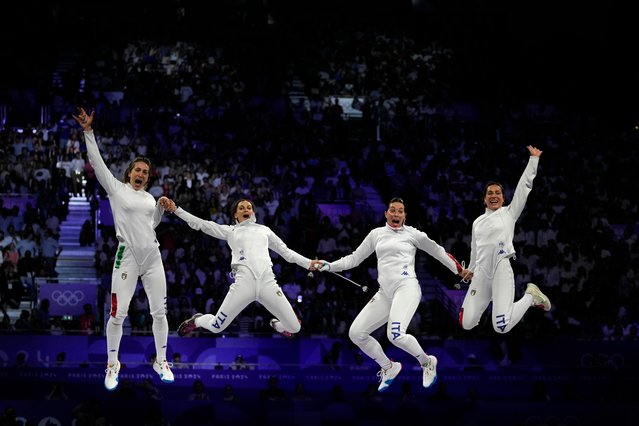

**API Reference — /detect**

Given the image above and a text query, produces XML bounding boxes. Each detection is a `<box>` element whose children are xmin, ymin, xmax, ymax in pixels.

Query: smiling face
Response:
<box><xmin>385</xmin><ymin>201</ymin><xmax>406</xmax><ymax>229</ymax></box>
<box><xmin>233</xmin><ymin>199</ymin><xmax>255</xmax><ymax>223</ymax></box>
<box><xmin>484</xmin><ymin>183</ymin><xmax>505</xmax><ymax>211</ymax></box>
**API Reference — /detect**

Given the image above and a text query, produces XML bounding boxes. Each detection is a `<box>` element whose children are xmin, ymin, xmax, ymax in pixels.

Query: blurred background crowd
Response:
<box><xmin>1</xmin><ymin>0</ymin><xmax>637</xmax><ymax>344</ymax></box>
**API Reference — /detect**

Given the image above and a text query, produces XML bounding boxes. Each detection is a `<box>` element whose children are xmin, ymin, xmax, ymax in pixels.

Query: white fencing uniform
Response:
<box><xmin>460</xmin><ymin>155</ymin><xmax>539</xmax><ymax>333</ymax></box>
<box><xmin>329</xmin><ymin>223</ymin><xmax>461</xmax><ymax>368</ymax></box>
<box><xmin>174</xmin><ymin>207</ymin><xmax>312</xmax><ymax>334</ymax></box>
<box><xmin>84</xmin><ymin>130</ymin><xmax>170</xmax><ymax>365</ymax></box>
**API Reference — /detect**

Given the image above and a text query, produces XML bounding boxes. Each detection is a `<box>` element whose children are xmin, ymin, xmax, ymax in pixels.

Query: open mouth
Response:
<box><xmin>134</xmin><ymin>178</ymin><xmax>144</xmax><ymax>185</ymax></box>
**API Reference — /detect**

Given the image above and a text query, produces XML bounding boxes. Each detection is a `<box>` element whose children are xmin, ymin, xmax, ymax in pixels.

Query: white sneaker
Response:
<box><xmin>377</xmin><ymin>361</ymin><xmax>402</xmax><ymax>392</ymax></box>
<box><xmin>525</xmin><ymin>283</ymin><xmax>551</xmax><ymax>311</ymax></box>
<box><xmin>104</xmin><ymin>361</ymin><xmax>120</xmax><ymax>391</ymax></box>
<box><xmin>153</xmin><ymin>360</ymin><xmax>175</xmax><ymax>383</ymax></box>
<box><xmin>422</xmin><ymin>355</ymin><xmax>438</xmax><ymax>388</ymax></box>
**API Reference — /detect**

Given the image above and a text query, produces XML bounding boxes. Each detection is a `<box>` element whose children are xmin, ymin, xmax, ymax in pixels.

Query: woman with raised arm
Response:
<box><xmin>458</xmin><ymin>145</ymin><xmax>551</xmax><ymax>335</ymax></box>
<box><xmin>73</xmin><ymin>108</ymin><xmax>174</xmax><ymax>391</ymax></box>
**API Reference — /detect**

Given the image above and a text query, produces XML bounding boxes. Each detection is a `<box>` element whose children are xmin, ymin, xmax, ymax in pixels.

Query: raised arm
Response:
<box><xmin>508</xmin><ymin>145</ymin><xmax>541</xmax><ymax>221</ymax></box>
<box><xmin>72</xmin><ymin>108</ymin><xmax>121</xmax><ymax>194</ymax></box>
<box><xmin>527</xmin><ymin>145</ymin><xmax>543</xmax><ymax>157</ymax></box>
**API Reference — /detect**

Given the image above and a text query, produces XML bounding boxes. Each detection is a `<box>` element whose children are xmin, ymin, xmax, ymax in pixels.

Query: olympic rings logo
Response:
<box><xmin>51</xmin><ymin>290</ymin><xmax>85</xmax><ymax>306</ymax></box>
<box><xmin>580</xmin><ymin>352</ymin><xmax>625</xmax><ymax>369</ymax></box>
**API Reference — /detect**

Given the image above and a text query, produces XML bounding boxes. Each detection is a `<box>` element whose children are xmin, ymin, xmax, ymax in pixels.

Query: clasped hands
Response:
<box><xmin>159</xmin><ymin>197</ymin><xmax>177</xmax><ymax>213</ymax></box>
<box><xmin>309</xmin><ymin>260</ymin><xmax>330</xmax><ymax>272</ymax></box>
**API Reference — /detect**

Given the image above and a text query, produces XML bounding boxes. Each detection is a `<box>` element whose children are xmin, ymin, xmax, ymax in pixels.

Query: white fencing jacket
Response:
<box><xmin>174</xmin><ymin>207</ymin><xmax>312</xmax><ymax>279</ymax></box>
<box><xmin>84</xmin><ymin>130</ymin><xmax>164</xmax><ymax>264</ymax></box>
<box><xmin>329</xmin><ymin>223</ymin><xmax>460</xmax><ymax>296</ymax></box>
<box><xmin>468</xmin><ymin>155</ymin><xmax>539</xmax><ymax>279</ymax></box>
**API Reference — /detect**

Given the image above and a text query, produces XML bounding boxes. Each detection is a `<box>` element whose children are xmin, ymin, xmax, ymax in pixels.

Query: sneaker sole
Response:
<box><xmin>424</xmin><ymin>374</ymin><xmax>438</xmax><ymax>388</ymax></box>
<box><xmin>378</xmin><ymin>363</ymin><xmax>402</xmax><ymax>392</ymax></box>
<box><xmin>177</xmin><ymin>326</ymin><xmax>195</xmax><ymax>337</ymax></box>
<box><xmin>378</xmin><ymin>383</ymin><xmax>393</xmax><ymax>392</ymax></box>
<box><xmin>423</xmin><ymin>356</ymin><xmax>438</xmax><ymax>388</ymax></box>
<box><xmin>105</xmin><ymin>362</ymin><xmax>120</xmax><ymax>391</ymax></box>
<box><xmin>154</xmin><ymin>364</ymin><xmax>175</xmax><ymax>383</ymax></box>
<box><xmin>270</xmin><ymin>319</ymin><xmax>294</xmax><ymax>338</ymax></box>
<box><xmin>104</xmin><ymin>380</ymin><xmax>118</xmax><ymax>391</ymax></box>
<box><xmin>178</xmin><ymin>314</ymin><xmax>202</xmax><ymax>336</ymax></box>
<box><xmin>526</xmin><ymin>284</ymin><xmax>551</xmax><ymax>311</ymax></box>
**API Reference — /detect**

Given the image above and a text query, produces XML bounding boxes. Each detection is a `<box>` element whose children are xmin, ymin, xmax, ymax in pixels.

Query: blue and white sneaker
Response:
<box><xmin>153</xmin><ymin>360</ymin><xmax>174</xmax><ymax>383</ymax></box>
<box><xmin>104</xmin><ymin>360</ymin><xmax>120</xmax><ymax>391</ymax></box>
<box><xmin>377</xmin><ymin>361</ymin><xmax>402</xmax><ymax>392</ymax></box>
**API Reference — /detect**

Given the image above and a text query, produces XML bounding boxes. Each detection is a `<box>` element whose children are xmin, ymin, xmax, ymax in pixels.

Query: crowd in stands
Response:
<box><xmin>1</xmin><ymin>21</ymin><xmax>637</xmax><ymax>345</ymax></box>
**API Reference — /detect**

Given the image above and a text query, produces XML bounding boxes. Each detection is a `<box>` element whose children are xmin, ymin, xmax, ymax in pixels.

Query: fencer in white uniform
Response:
<box><xmin>74</xmin><ymin>108</ymin><xmax>174</xmax><ymax>391</ymax></box>
<box><xmin>317</xmin><ymin>197</ymin><xmax>468</xmax><ymax>392</ymax></box>
<box><xmin>171</xmin><ymin>199</ymin><xmax>320</xmax><ymax>338</ymax></box>
<box><xmin>459</xmin><ymin>145</ymin><xmax>551</xmax><ymax>335</ymax></box>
